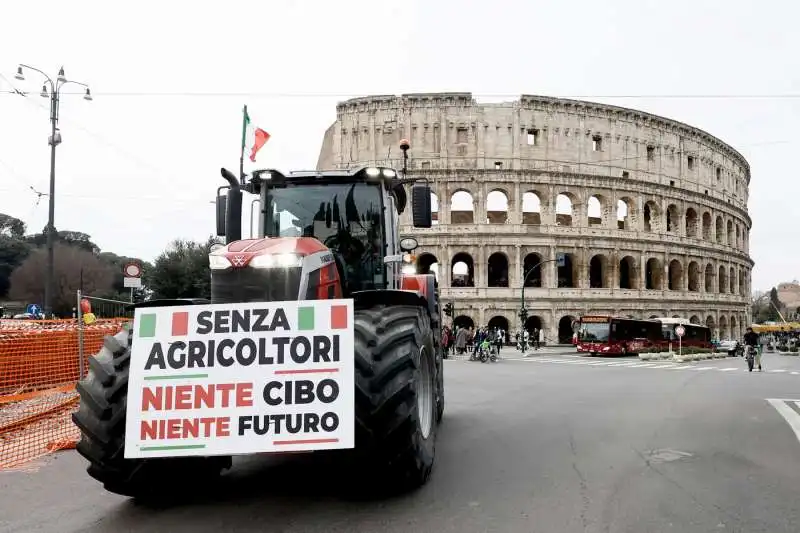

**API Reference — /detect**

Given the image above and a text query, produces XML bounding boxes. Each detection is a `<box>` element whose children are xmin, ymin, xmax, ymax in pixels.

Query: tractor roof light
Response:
<box><xmin>365</xmin><ymin>167</ymin><xmax>381</xmax><ymax>178</ymax></box>
<box><xmin>382</xmin><ymin>169</ymin><xmax>397</xmax><ymax>178</ymax></box>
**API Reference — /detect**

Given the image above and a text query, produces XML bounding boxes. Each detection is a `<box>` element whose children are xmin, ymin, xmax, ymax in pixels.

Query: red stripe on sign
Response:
<box><xmin>274</xmin><ymin>368</ymin><xmax>340</xmax><ymax>375</ymax></box>
<box><xmin>273</xmin><ymin>438</ymin><xmax>339</xmax><ymax>446</ymax></box>
<box><xmin>172</xmin><ymin>312</ymin><xmax>189</xmax><ymax>336</ymax></box>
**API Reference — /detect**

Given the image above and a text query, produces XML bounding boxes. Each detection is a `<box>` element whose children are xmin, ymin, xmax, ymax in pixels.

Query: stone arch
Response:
<box><xmin>587</xmin><ymin>194</ymin><xmax>609</xmax><ymax>227</ymax></box>
<box><xmin>685</xmin><ymin>208</ymin><xmax>698</xmax><ymax>238</ymax></box>
<box><xmin>739</xmin><ymin>267</ymin><xmax>746</xmax><ymax>296</ymax></box>
<box><xmin>430</xmin><ymin>192</ymin><xmax>439</xmax><ymax>225</ymax></box>
<box><xmin>645</xmin><ymin>258</ymin><xmax>663</xmax><ymax>290</ymax></box>
<box><xmin>648</xmin><ymin>314</ymin><xmax>659</xmax><ymax>319</ymax></box>
<box><xmin>704</xmin><ymin>263</ymin><xmax>715</xmax><ymax>292</ymax></box>
<box><xmin>617</xmin><ymin>197</ymin><xmax>636</xmax><ymax>230</ymax></box>
<box><xmin>523</xmin><ymin>252</ymin><xmax>543</xmax><ymax>287</ymax></box>
<box><xmin>729</xmin><ymin>266</ymin><xmax>736</xmax><ymax>294</ymax></box>
<box><xmin>702</xmin><ymin>212</ymin><xmax>712</xmax><ymax>240</ymax></box>
<box><xmin>557</xmin><ymin>252</ymin><xmax>577</xmax><ymax>288</ymax></box>
<box><xmin>706</xmin><ymin>315</ymin><xmax>716</xmax><ymax>334</ymax></box>
<box><xmin>486</xmin><ymin>189</ymin><xmax>509</xmax><ymax>224</ymax></box>
<box><xmin>718</xmin><ymin>265</ymin><xmax>727</xmax><ymax>293</ymax></box>
<box><xmin>619</xmin><ymin>255</ymin><xmax>639</xmax><ymax>289</ymax></box>
<box><xmin>555</xmin><ymin>192</ymin><xmax>577</xmax><ymax>227</ymax></box>
<box><xmin>730</xmin><ymin>315</ymin><xmax>738</xmax><ymax>339</ymax></box>
<box><xmin>666</xmin><ymin>204</ymin><xmax>680</xmax><ymax>233</ymax></box>
<box><xmin>416</xmin><ymin>253</ymin><xmax>439</xmax><ymax>281</ymax></box>
<box><xmin>726</xmin><ymin>219</ymin><xmax>733</xmax><ymax>246</ymax></box>
<box><xmin>689</xmin><ymin>315</ymin><xmax>701</xmax><ymax>325</ymax></box>
<box><xmin>487</xmin><ymin>316</ymin><xmax>510</xmax><ymax>338</ymax></box>
<box><xmin>487</xmin><ymin>251</ymin><xmax>509</xmax><ymax>287</ymax></box>
<box><xmin>558</xmin><ymin>315</ymin><xmax>577</xmax><ymax>344</ymax></box>
<box><xmin>522</xmin><ymin>191</ymin><xmax>542</xmax><ymax>225</ymax></box>
<box><xmin>643</xmin><ymin>200</ymin><xmax>662</xmax><ymax>233</ymax></box>
<box><xmin>719</xmin><ymin>315</ymin><xmax>729</xmax><ymax>339</ymax></box>
<box><xmin>715</xmin><ymin>215</ymin><xmax>724</xmax><ymax>243</ymax></box>
<box><xmin>454</xmin><ymin>315</ymin><xmax>474</xmax><ymax>330</ymax></box>
<box><xmin>450</xmin><ymin>190</ymin><xmax>474</xmax><ymax>224</ymax></box>
<box><xmin>524</xmin><ymin>315</ymin><xmax>543</xmax><ymax>334</ymax></box>
<box><xmin>589</xmin><ymin>254</ymin><xmax>610</xmax><ymax>288</ymax></box>
<box><xmin>451</xmin><ymin>252</ymin><xmax>475</xmax><ymax>287</ymax></box>
<box><xmin>687</xmin><ymin>261</ymin><xmax>700</xmax><ymax>292</ymax></box>
<box><xmin>735</xmin><ymin>225</ymin><xmax>741</xmax><ymax>249</ymax></box>
<box><xmin>668</xmin><ymin>259</ymin><xmax>683</xmax><ymax>290</ymax></box>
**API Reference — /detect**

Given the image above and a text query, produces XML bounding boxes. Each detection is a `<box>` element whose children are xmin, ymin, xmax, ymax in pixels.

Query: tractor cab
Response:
<box><xmin>212</xmin><ymin>164</ymin><xmax>432</xmax><ymax>303</ymax></box>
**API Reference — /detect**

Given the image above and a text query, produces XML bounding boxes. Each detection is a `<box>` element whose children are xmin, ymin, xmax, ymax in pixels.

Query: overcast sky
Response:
<box><xmin>0</xmin><ymin>0</ymin><xmax>797</xmax><ymax>292</ymax></box>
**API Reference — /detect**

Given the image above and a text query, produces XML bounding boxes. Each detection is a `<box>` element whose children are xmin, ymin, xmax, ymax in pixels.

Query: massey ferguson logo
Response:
<box><xmin>232</xmin><ymin>255</ymin><xmax>246</xmax><ymax>267</ymax></box>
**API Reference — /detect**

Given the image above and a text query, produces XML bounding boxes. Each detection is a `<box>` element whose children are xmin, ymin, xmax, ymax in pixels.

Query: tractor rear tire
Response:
<box><xmin>72</xmin><ymin>325</ymin><xmax>231</xmax><ymax>498</ymax></box>
<box><xmin>354</xmin><ymin>304</ymin><xmax>438</xmax><ymax>492</ymax></box>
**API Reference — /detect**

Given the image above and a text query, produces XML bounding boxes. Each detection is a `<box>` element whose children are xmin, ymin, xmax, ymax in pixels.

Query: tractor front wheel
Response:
<box><xmin>72</xmin><ymin>326</ymin><xmax>231</xmax><ymax>498</ymax></box>
<box><xmin>353</xmin><ymin>304</ymin><xmax>438</xmax><ymax>491</ymax></box>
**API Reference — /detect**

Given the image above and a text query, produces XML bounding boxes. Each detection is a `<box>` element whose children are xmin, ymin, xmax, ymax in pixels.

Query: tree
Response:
<box><xmin>25</xmin><ymin>229</ymin><xmax>99</xmax><ymax>254</ymax></box>
<box><xmin>0</xmin><ymin>213</ymin><xmax>26</xmax><ymax>239</ymax></box>
<box><xmin>768</xmin><ymin>286</ymin><xmax>783</xmax><ymax>321</ymax></box>
<box><xmin>9</xmin><ymin>243</ymin><xmax>115</xmax><ymax>316</ymax></box>
<box><xmin>0</xmin><ymin>213</ymin><xmax>32</xmax><ymax>297</ymax></box>
<box><xmin>147</xmin><ymin>237</ymin><xmax>216</xmax><ymax>299</ymax></box>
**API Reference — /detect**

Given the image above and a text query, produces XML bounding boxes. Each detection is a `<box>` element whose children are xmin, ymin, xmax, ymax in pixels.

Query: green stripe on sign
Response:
<box><xmin>141</xmin><ymin>444</ymin><xmax>207</xmax><ymax>452</ymax></box>
<box><xmin>144</xmin><ymin>374</ymin><xmax>209</xmax><ymax>381</ymax></box>
<box><xmin>138</xmin><ymin>313</ymin><xmax>157</xmax><ymax>338</ymax></box>
<box><xmin>298</xmin><ymin>306</ymin><xmax>315</xmax><ymax>330</ymax></box>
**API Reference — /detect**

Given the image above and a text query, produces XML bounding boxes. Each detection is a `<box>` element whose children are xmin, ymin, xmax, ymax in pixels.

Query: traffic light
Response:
<box><xmin>444</xmin><ymin>303</ymin><xmax>454</xmax><ymax>317</ymax></box>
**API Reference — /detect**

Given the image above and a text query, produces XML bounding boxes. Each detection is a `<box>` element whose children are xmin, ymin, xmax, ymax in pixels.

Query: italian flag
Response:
<box><xmin>242</xmin><ymin>105</ymin><xmax>270</xmax><ymax>163</ymax></box>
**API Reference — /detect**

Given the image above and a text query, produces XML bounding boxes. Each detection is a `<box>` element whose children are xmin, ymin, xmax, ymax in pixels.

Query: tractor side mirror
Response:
<box><xmin>216</xmin><ymin>195</ymin><xmax>227</xmax><ymax>237</ymax></box>
<box><xmin>411</xmin><ymin>184</ymin><xmax>432</xmax><ymax>228</ymax></box>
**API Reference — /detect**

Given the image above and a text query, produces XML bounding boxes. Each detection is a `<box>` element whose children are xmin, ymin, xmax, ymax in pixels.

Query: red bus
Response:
<box><xmin>576</xmin><ymin>315</ymin><xmax>663</xmax><ymax>356</ymax></box>
<box><xmin>650</xmin><ymin>317</ymin><xmax>713</xmax><ymax>350</ymax></box>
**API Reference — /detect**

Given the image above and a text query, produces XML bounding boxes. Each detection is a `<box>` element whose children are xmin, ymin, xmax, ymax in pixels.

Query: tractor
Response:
<box><xmin>72</xmin><ymin>142</ymin><xmax>444</xmax><ymax>497</ymax></box>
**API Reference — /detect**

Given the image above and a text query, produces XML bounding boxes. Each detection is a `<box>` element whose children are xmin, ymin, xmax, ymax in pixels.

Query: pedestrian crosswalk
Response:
<box><xmin>500</xmin><ymin>356</ymin><xmax>800</xmax><ymax>376</ymax></box>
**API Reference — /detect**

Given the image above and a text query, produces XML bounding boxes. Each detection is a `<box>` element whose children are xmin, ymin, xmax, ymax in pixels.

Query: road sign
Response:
<box><xmin>123</xmin><ymin>262</ymin><xmax>142</xmax><ymax>278</ymax></box>
<box><xmin>26</xmin><ymin>304</ymin><xmax>41</xmax><ymax>316</ymax></box>
<box><xmin>675</xmin><ymin>325</ymin><xmax>686</xmax><ymax>337</ymax></box>
<box><xmin>124</xmin><ymin>277</ymin><xmax>142</xmax><ymax>288</ymax></box>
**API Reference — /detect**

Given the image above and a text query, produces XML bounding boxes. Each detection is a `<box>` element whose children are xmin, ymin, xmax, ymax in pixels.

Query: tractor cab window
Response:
<box><xmin>264</xmin><ymin>182</ymin><xmax>385</xmax><ymax>291</ymax></box>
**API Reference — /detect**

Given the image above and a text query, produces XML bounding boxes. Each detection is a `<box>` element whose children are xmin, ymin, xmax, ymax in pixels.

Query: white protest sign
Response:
<box><xmin>123</xmin><ymin>299</ymin><xmax>355</xmax><ymax>459</ymax></box>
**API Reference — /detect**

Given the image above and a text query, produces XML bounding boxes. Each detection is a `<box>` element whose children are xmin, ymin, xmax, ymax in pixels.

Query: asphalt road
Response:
<box><xmin>3</xmin><ymin>348</ymin><xmax>800</xmax><ymax>533</ymax></box>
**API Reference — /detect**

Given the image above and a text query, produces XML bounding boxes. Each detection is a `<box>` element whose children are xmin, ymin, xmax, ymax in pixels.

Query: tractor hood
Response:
<box><xmin>209</xmin><ymin>237</ymin><xmax>341</xmax><ymax>305</ymax></box>
<box><xmin>217</xmin><ymin>237</ymin><xmax>331</xmax><ymax>268</ymax></box>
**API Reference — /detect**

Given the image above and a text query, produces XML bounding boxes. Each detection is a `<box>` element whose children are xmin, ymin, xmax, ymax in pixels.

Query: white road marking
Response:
<box><xmin>766</xmin><ymin>399</ymin><xmax>800</xmax><ymax>445</ymax></box>
<box><xmin>693</xmin><ymin>367</ymin><xmax>715</xmax><ymax>371</ymax></box>
<box><xmin>650</xmin><ymin>364</ymin><xmax>679</xmax><ymax>369</ymax></box>
<box><xmin>769</xmin><ymin>369</ymin><xmax>787</xmax><ymax>373</ymax></box>
<box><xmin>720</xmin><ymin>368</ymin><xmax>739</xmax><ymax>372</ymax></box>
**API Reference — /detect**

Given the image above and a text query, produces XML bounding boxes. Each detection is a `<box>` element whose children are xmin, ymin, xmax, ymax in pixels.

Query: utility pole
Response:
<box><xmin>15</xmin><ymin>65</ymin><xmax>92</xmax><ymax>317</ymax></box>
<box><xmin>519</xmin><ymin>253</ymin><xmax>566</xmax><ymax>354</ymax></box>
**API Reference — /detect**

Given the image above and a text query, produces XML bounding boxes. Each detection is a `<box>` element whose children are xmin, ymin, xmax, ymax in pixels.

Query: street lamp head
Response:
<box><xmin>40</xmin><ymin>84</ymin><xmax>49</xmax><ymax>98</ymax></box>
<box><xmin>83</xmin><ymin>88</ymin><xmax>93</xmax><ymax>101</ymax></box>
<box><xmin>57</xmin><ymin>67</ymin><xmax>66</xmax><ymax>83</ymax></box>
<box><xmin>14</xmin><ymin>66</ymin><xmax>25</xmax><ymax>81</ymax></box>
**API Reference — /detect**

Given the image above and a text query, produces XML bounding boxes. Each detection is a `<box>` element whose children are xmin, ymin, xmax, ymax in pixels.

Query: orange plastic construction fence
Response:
<box><xmin>0</xmin><ymin>319</ymin><xmax>128</xmax><ymax>469</ymax></box>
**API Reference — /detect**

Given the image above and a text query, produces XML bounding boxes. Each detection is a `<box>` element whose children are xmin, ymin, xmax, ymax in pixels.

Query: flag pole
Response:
<box><xmin>240</xmin><ymin>104</ymin><xmax>248</xmax><ymax>184</ymax></box>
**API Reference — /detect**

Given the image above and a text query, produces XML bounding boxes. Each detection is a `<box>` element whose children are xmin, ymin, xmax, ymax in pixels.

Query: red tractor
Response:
<box><xmin>72</xmin><ymin>145</ymin><xmax>444</xmax><ymax>498</ymax></box>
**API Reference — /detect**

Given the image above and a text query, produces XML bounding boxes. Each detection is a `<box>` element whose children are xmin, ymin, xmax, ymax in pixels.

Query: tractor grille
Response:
<box><xmin>211</xmin><ymin>267</ymin><xmax>302</xmax><ymax>304</ymax></box>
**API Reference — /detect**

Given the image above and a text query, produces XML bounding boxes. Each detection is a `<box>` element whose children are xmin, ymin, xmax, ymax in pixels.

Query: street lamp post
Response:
<box><xmin>15</xmin><ymin>65</ymin><xmax>92</xmax><ymax>317</ymax></box>
<box><xmin>519</xmin><ymin>253</ymin><xmax>566</xmax><ymax>354</ymax></box>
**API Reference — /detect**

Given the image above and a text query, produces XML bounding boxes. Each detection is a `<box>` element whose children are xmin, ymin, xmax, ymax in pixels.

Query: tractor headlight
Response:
<box><xmin>365</xmin><ymin>167</ymin><xmax>381</xmax><ymax>178</ymax></box>
<box><xmin>209</xmin><ymin>254</ymin><xmax>232</xmax><ymax>270</ymax></box>
<box><xmin>250</xmin><ymin>253</ymin><xmax>303</xmax><ymax>269</ymax></box>
<box><xmin>382</xmin><ymin>169</ymin><xmax>396</xmax><ymax>178</ymax></box>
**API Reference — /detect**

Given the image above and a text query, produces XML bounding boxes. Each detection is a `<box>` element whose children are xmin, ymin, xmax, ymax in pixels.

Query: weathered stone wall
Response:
<box><xmin>317</xmin><ymin>93</ymin><xmax>753</xmax><ymax>343</ymax></box>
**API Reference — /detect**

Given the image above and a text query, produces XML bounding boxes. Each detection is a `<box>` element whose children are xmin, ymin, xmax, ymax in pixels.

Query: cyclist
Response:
<box><xmin>743</xmin><ymin>327</ymin><xmax>761</xmax><ymax>372</ymax></box>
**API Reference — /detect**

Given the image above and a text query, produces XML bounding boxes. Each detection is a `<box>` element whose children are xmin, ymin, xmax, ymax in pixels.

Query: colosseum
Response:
<box><xmin>316</xmin><ymin>93</ymin><xmax>754</xmax><ymax>344</ymax></box>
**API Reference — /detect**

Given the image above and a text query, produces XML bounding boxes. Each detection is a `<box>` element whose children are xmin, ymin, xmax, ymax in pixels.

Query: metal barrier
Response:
<box><xmin>76</xmin><ymin>290</ymin><xmax>133</xmax><ymax>379</ymax></box>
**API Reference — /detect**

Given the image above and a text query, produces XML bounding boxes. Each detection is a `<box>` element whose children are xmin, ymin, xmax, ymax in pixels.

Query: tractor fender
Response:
<box><xmin>353</xmin><ymin>289</ymin><xmax>432</xmax><ymax>316</ymax></box>
<box><xmin>399</xmin><ymin>273</ymin><xmax>437</xmax><ymax>318</ymax></box>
